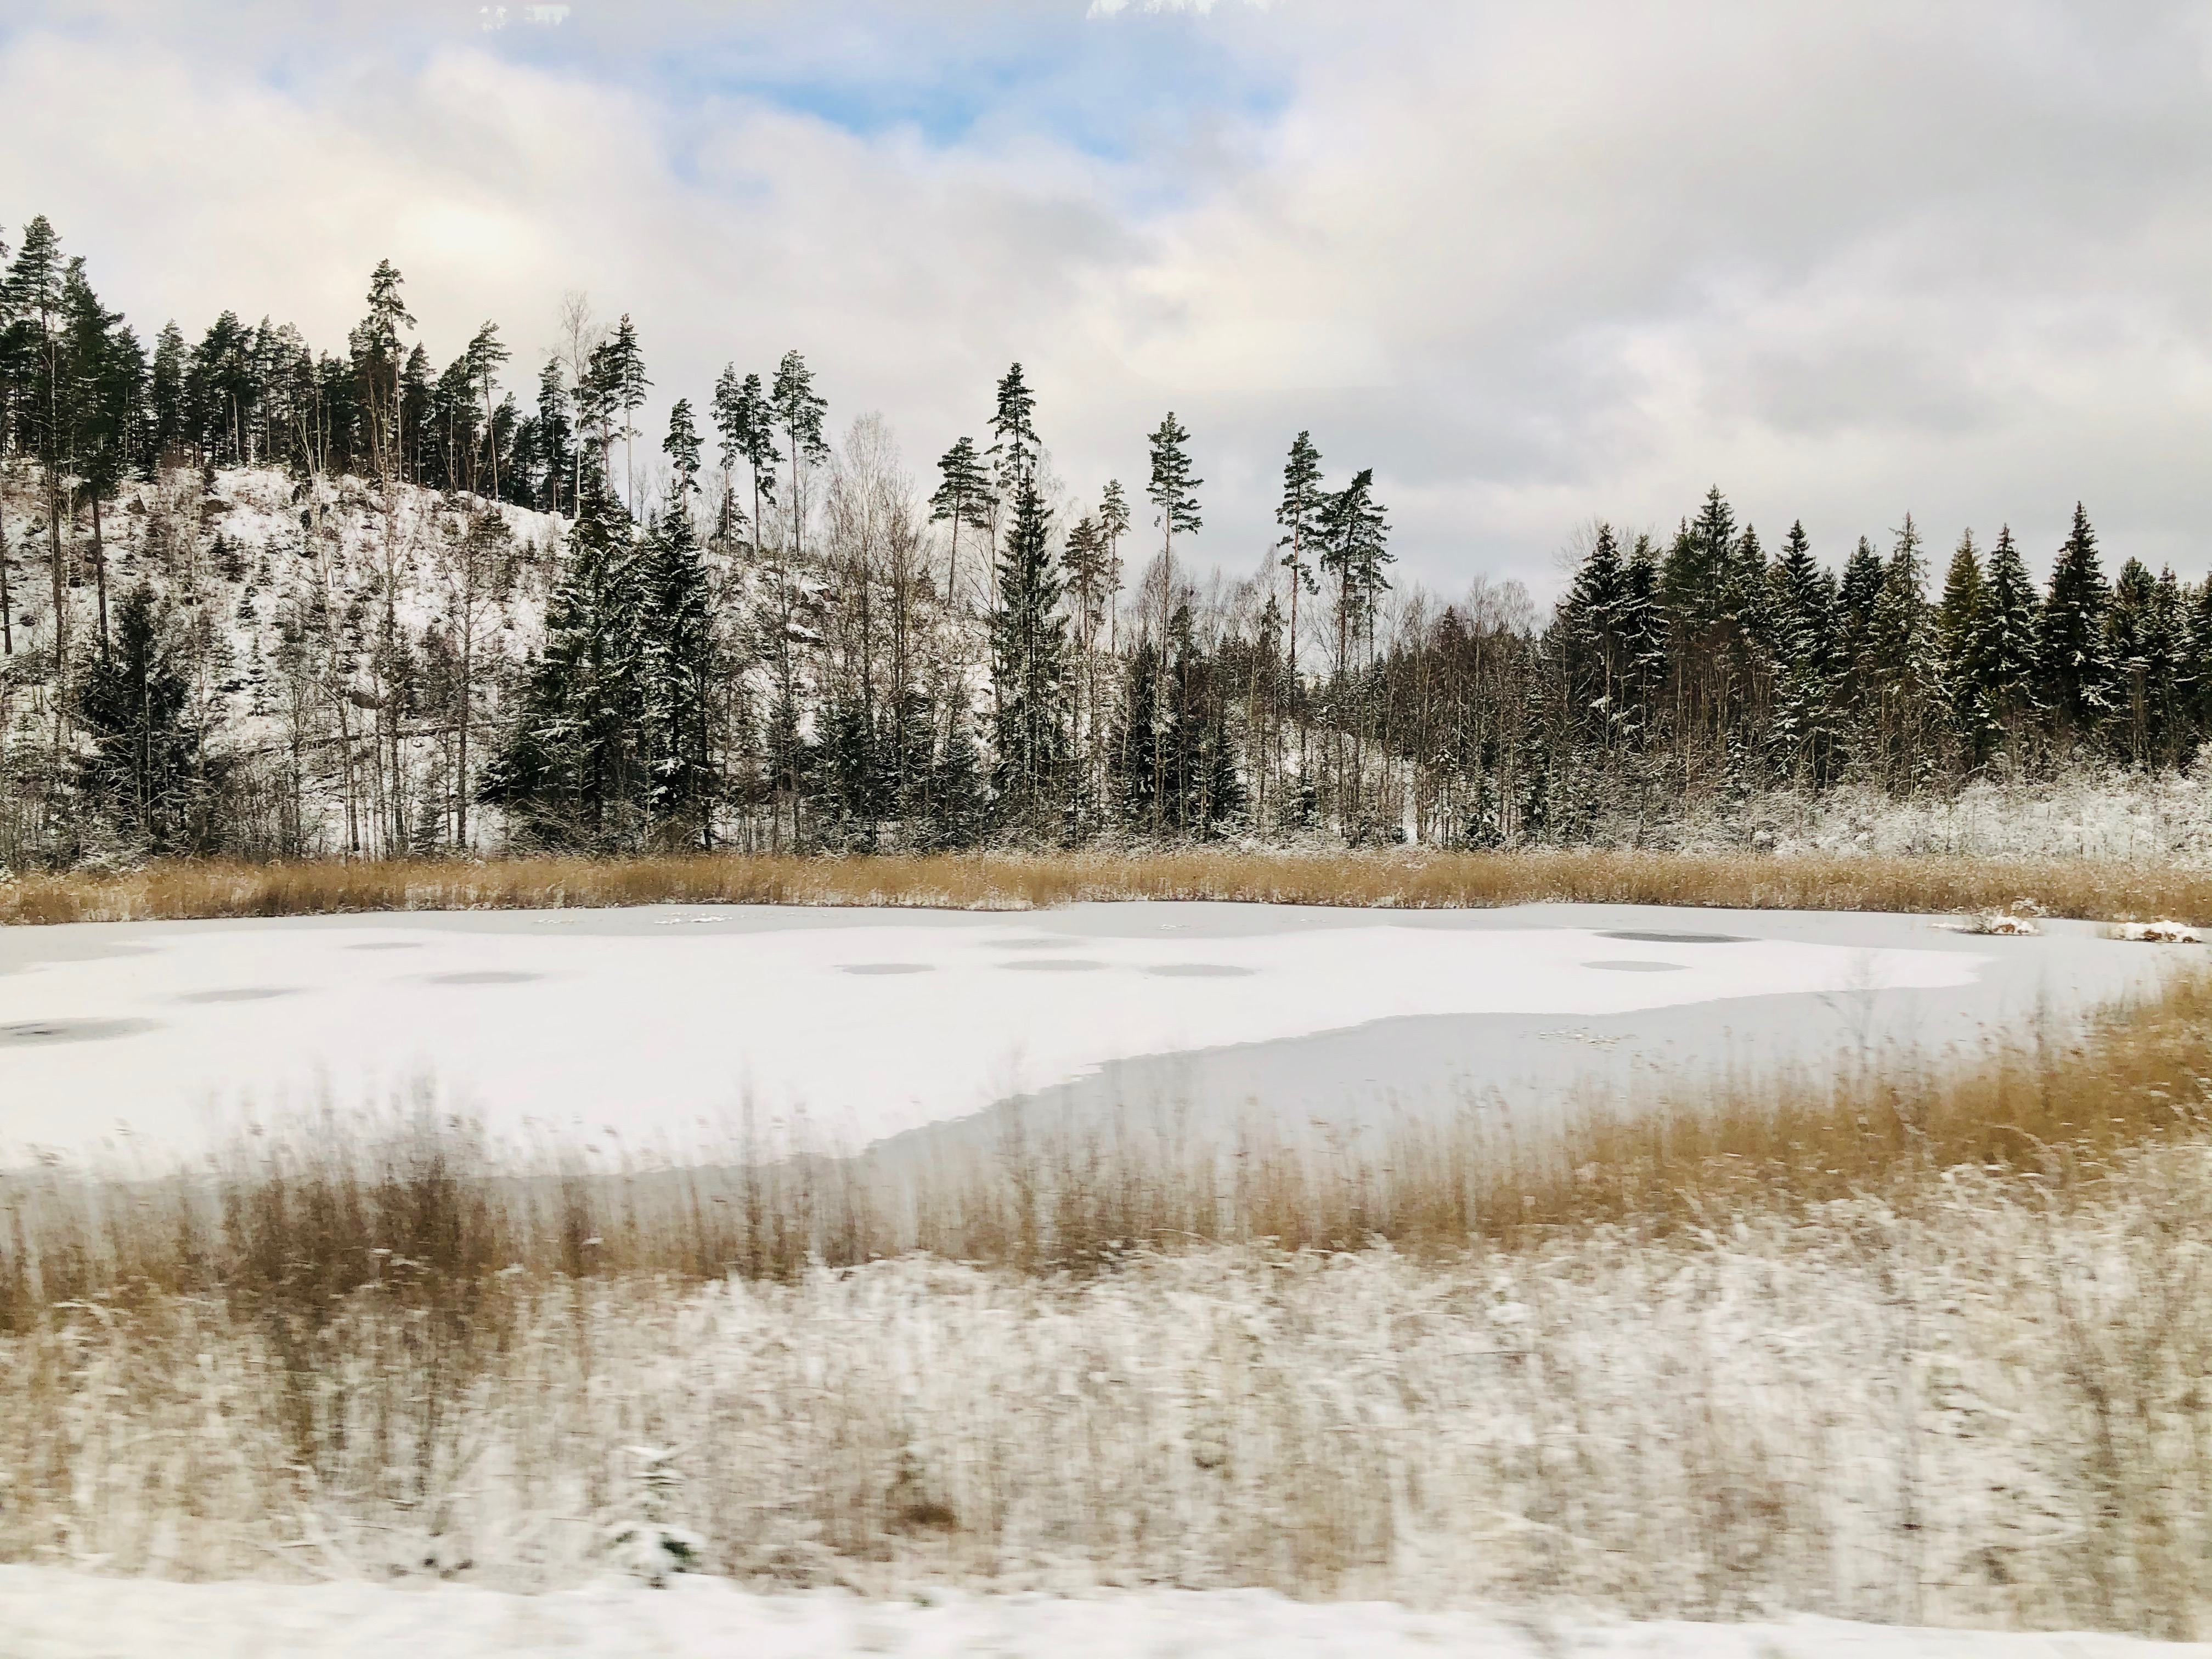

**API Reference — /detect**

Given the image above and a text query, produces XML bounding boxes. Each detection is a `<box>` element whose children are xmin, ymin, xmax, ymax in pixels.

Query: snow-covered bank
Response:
<box><xmin>5</xmin><ymin>1571</ymin><xmax>2202</xmax><ymax>1659</ymax></box>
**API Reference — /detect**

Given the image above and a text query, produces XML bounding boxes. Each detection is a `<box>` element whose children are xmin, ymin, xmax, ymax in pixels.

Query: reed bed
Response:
<box><xmin>8</xmin><ymin>957</ymin><xmax>2212</xmax><ymax>1632</ymax></box>
<box><xmin>8</xmin><ymin>847</ymin><xmax>2212</xmax><ymax>928</ymax></box>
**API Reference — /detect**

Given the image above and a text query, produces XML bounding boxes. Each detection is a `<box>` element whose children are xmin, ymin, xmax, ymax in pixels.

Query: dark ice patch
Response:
<box><xmin>998</xmin><ymin>959</ymin><xmax>1105</xmax><ymax>972</ymax></box>
<box><xmin>1582</xmin><ymin>960</ymin><xmax>1688</xmax><ymax>973</ymax></box>
<box><xmin>1</xmin><ymin>1017</ymin><xmax>161</xmax><ymax>1046</ymax></box>
<box><xmin>1601</xmin><ymin>931</ymin><xmax>1750</xmax><ymax>945</ymax></box>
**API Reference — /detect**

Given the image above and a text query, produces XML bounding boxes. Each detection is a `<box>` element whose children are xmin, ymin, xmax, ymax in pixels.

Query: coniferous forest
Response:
<box><xmin>1</xmin><ymin>214</ymin><xmax>2203</xmax><ymax>867</ymax></box>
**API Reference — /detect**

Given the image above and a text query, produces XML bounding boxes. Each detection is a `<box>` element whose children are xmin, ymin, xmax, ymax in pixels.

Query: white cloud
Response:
<box><xmin>6</xmin><ymin>0</ymin><xmax>2210</xmax><ymax>599</ymax></box>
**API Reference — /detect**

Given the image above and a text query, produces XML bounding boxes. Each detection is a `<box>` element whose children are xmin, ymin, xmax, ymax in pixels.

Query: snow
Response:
<box><xmin>2</xmin><ymin>1568</ymin><xmax>2200</xmax><ymax>1659</ymax></box>
<box><xmin>0</xmin><ymin>905</ymin><xmax>1988</xmax><ymax>1155</ymax></box>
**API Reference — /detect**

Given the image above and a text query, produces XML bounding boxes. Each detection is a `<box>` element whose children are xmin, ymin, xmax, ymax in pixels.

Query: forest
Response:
<box><xmin>1</xmin><ymin>212</ymin><xmax>2202</xmax><ymax>867</ymax></box>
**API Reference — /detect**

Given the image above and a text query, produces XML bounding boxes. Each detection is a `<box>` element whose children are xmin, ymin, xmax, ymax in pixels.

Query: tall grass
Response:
<box><xmin>9</xmin><ymin>847</ymin><xmax>2212</xmax><ymax>927</ymax></box>
<box><xmin>7</xmin><ymin>972</ymin><xmax>2212</xmax><ymax>1632</ymax></box>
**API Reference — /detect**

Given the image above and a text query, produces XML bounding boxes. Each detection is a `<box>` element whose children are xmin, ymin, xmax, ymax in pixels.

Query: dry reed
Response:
<box><xmin>9</xmin><ymin>847</ymin><xmax>2212</xmax><ymax>927</ymax></box>
<box><xmin>8</xmin><ymin>973</ymin><xmax>2212</xmax><ymax>1629</ymax></box>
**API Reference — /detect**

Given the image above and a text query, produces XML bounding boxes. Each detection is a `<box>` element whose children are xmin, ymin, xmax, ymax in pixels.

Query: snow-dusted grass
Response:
<box><xmin>10</xmin><ymin>1159</ymin><xmax>2212</xmax><ymax>1637</ymax></box>
<box><xmin>14</xmin><ymin>845</ymin><xmax>2212</xmax><ymax>927</ymax></box>
<box><xmin>12</xmin><ymin>1573</ymin><xmax>2203</xmax><ymax>1659</ymax></box>
<box><xmin>6</xmin><ymin>1573</ymin><xmax>2204</xmax><ymax>1659</ymax></box>
<box><xmin>8</xmin><ymin>969</ymin><xmax>2212</xmax><ymax>1638</ymax></box>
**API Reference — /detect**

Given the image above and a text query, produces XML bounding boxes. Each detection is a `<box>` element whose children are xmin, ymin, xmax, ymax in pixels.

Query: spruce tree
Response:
<box><xmin>2039</xmin><ymin>503</ymin><xmax>2114</xmax><ymax>748</ymax></box>
<box><xmin>74</xmin><ymin>585</ymin><xmax>199</xmax><ymax>851</ymax></box>
<box><xmin>1768</xmin><ymin>520</ymin><xmax>1838</xmax><ymax>783</ymax></box>
<box><xmin>639</xmin><ymin>503</ymin><xmax>717</xmax><ymax>845</ymax></box>
<box><xmin>1861</xmin><ymin>517</ymin><xmax>1939</xmax><ymax>785</ymax></box>
<box><xmin>1975</xmin><ymin>526</ymin><xmax>2042</xmax><ymax>753</ymax></box>
<box><xmin>480</xmin><ymin>462</ymin><xmax>646</xmax><ymax>847</ymax></box>
<box><xmin>1937</xmin><ymin>531</ymin><xmax>1989</xmax><ymax>759</ymax></box>
<box><xmin>988</xmin><ymin>470</ymin><xmax>1068</xmax><ymax>829</ymax></box>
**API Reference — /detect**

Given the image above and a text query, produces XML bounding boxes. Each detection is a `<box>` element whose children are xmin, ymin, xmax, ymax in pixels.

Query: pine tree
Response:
<box><xmin>2039</xmin><ymin>503</ymin><xmax>2113</xmax><ymax>748</ymax></box>
<box><xmin>1317</xmin><ymin>467</ymin><xmax>1391</xmax><ymax>676</ymax></box>
<box><xmin>928</xmin><ymin>435</ymin><xmax>992</xmax><ymax>606</ymax></box>
<box><xmin>534</xmin><ymin>358</ymin><xmax>573</xmax><ymax>515</ymax></box>
<box><xmin>769</xmin><ymin>349</ymin><xmax>828</xmax><ymax>561</ymax></box>
<box><xmin>461</xmin><ymin>321</ymin><xmax>510</xmax><ymax>499</ymax></box>
<box><xmin>605</xmin><ymin>314</ymin><xmax>650</xmax><ymax>511</ymax></box>
<box><xmin>987</xmin><ymin>363</ymin><xmax>1040</xmax><ymax>501</ymax></box>
<box><xmin>348</xmin><ymin>259</ymin><xmax>414</xmax><ymax>471</ymax></box>
<box><xmin>1096</xmin><ymin>478</ymin><xmax>1131</xmax><ymax>649</ymax></box>
<box><xmin>712</xmin><ymin>366</ymin><xmax>776</xmax><ymax>556</ymax></box>
<box><xmin>64</xmin><ymin>260</ymin><xmax>141</xmax><ymax>653</ymax></box>
<box><xmin>1274</xmin><ymin>431</ymin><xmax>1324</xmax><ymax>679</ymax></box>
<box><xmin>662</xmin><ymin>398</ymin><xmax>702</xmax><ymax>500</ymax></box>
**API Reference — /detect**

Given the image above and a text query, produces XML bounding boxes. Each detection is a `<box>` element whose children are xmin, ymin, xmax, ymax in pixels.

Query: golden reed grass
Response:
<box><xmin>6</xmin><ymin>846</ymin><xmax>2212</xmax><ymax>927</ymax></box>
<box><xmin>7</xmin><ymin>964</ymin><xmax>2207</xmax><ymax>1330</ymax></box>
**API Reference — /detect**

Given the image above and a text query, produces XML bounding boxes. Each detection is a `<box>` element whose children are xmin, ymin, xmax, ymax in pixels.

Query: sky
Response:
<box><xmin>7</xmin><ymin>0</ymin><xmax>2211</xmax><ymax>600</ymax></box>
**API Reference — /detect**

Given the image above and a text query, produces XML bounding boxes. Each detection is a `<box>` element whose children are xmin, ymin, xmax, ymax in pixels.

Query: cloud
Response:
<box><xmin>5</xmin><ymin>0</ymin><xmax>2210</xmax><ymax>598</ymax></box>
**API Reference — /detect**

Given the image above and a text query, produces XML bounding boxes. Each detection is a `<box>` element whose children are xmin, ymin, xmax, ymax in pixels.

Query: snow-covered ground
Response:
<box><xmin>0</xmin><ymin>900</ymin><xmax>2030</xmax><ymax>1156</ymax></box>
<box><xmin>6</xmin><ymin>1570</ymin><xmax>2202</xmax><ymax>1659</ymax></box>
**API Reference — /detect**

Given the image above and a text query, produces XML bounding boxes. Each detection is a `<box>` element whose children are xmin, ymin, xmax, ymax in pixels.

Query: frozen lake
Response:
<box><xmin>0</xmin><ymin>901</ymin><xmax>2177</xmax><ymax>1160</ymax></box>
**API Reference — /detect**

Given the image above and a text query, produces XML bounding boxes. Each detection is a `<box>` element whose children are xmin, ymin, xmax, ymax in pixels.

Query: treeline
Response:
<box><xmin>0</xmin><ymin>216</ymin><xmax>2204</xmax><ymax>865</ymax></box>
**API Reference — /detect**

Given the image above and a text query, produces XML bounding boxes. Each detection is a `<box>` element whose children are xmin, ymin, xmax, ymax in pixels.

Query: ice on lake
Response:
<box><xmin>0</xmin><ymin>901</ymin><xmax>2174</xmax><ymax>1159</ymax></box>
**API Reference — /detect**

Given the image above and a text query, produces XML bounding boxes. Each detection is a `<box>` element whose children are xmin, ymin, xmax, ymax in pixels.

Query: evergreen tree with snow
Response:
<box><xmin>1860</xmin><ymin>516</ymin><xmax>1939</xmax><ymax>786</ymax></box>
<box><xmin>989</xmin><ymin>468</ymin><xmax>1068</xmax><ymax>831</ymax></box>
<box><xmin>639</xmin><ymin>501</ymin><xmax>718</xmax><ymax>846</ymax></box>
<box><xmin>1768</xmin><ymin>520</ymin><xmax>1839</xmax><ymax>783</ymax></box>
<box><xmin>2038</xmin><ymin>503</ymin><xmax>2114</xmax><ymax>750</ymax></box>
<box><xmin>1973</xmin><ymin>526</ymin><xmax>2042</xmax><ymax>757</ymax></box>
<box><xmin>74</xmin><ymin>585</ymin><xmax>202</xmax><ymax>851</ymax></box>
<box><xmin>480</xmin><ymin>461</ymin><xmax>647</xmax><ymax>847</ymax></box>
<box><xmin>1936</xmin><ymin>531</ymin><xmax>1989</xmax><ymax>760</ymax></box>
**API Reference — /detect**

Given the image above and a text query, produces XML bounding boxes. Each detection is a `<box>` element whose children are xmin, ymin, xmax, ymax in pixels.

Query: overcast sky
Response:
<box><xmin>8</xmin><ymin>0</ymin><xmax>2210</xmax><ymax>598</ymax></box>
